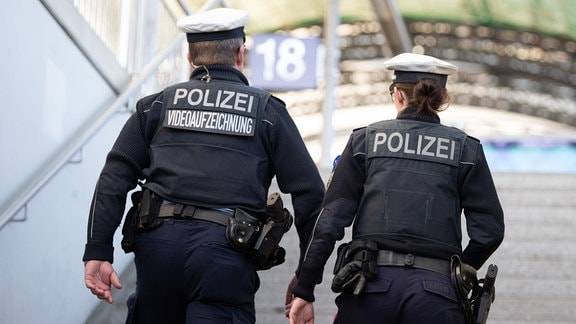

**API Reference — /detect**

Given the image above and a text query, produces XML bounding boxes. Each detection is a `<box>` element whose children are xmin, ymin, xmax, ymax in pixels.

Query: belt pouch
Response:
<box><xmin>333</xmin><ymin>242</ymin><xmax>351</xmax><ymax>275</ymax></box>
<box><xmin>226</xmin><ymin>208</ymin><xmax>261</xmax><ymax>251</ymax></box>
<box><xmin>121</xmin><ymin>190</ymin><xmax>143</xmax><ymax>253</ymax></box>
<box><xmin>137</xmin><ymin>189</ymin><xmax>162</xmax><ymax>230</ymax></box>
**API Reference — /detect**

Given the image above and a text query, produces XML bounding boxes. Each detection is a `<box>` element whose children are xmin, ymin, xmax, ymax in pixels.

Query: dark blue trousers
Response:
<box><xmin>126</xmin><ymin>219</ymin><xmax>259</xmax><ymax>324</ymax></box>
<box><xmin>334</xmin><ymin>266</ymin><xmax>465</xmax><ymax>324</ymax></box>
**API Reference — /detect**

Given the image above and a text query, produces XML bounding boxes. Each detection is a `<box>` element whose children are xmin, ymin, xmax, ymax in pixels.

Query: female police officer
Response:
<box><xmin>83</xmin><ymin>8</ymin><xmax>325</xmax><ymax>324</ymax></box>
<box><xmin>289</xmin><ymin>53</ymin><xmax>504</xmax><ymax>323</ymax></box>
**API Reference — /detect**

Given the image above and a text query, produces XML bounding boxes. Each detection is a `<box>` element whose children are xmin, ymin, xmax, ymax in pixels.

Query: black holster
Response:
<box><xmin>332</xmin><ymin>239</ymin><xmax>379</xmax><ymax>295</ymax></box>
<box><xmin>251</xmin><ymin>193</ymin><xmax>293</xmax><ymax>270</ymax></box>
<box><xmin>472</xmin><ymin>264</ymin><xmax>498</xmax><ymax>324</ymax></box>
<box><xmin>225</xmin><ymin>193</ymin><xmax>293</xmax><ymax>270</ymax></box>
<box><xmin>450</xmin><ymin>255</ymin><xmax>479</xmax><ymax>323</ymax></box>
<box><xmin>451</xmin><ymin>255</ymin><xmax>499</xmax><ymax>324</ymax></box>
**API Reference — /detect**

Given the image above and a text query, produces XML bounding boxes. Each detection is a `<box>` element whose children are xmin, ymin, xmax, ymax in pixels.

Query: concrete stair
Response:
<box><xmin>256</xmin><ymin>172</ymin><xmax>576</xmax><ymax>324</ymax></box>
<box><xmin>480</xmin><ymin>173</ymin><xmax>576</xmax><ymax>324</ymax></box>
<box><xmin>86</xmin><ymin>171</ymin><xmax>576</xmax><ymax>324</ymax></box>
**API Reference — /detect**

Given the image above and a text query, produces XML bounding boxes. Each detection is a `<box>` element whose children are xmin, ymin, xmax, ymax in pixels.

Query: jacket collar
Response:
<box><xmin>397</xmin><ymin>106</ymin><xmax>441</xmax><ymax>124</ymax></box>
<box><xmin>190</xmin><ymin>64</ymin><xmax>249</xmax><ymax>85</ymax></box>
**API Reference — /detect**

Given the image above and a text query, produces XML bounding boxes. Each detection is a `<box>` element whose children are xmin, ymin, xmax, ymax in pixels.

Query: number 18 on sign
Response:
<box><xmin>249</xmin><ymin>34</ymin><xmax>320</xmax><ymax>91</ymax></box>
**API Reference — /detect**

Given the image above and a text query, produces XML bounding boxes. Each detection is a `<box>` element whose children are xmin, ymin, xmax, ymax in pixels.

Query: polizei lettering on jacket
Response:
<box><xmin>368</xmin><ymin>129</ymin><xmax>461</xmax><ymax>166</ymax></box>
<box><xmin>163</xmin><ymin>87</ymin><xmax>259</xmax><ymax>136</ymax></box>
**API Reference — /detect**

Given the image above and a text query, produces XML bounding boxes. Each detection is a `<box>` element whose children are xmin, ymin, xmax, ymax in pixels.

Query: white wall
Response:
<box><xmin>0</xmin><ymin>1</ymin><xmax>133</xmax><ymax>323</ymax></box>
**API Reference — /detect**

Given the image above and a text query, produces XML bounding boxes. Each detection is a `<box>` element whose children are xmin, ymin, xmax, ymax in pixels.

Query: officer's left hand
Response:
<box><xmin>84</xmin><ymin>260</ymin><xmax>122</xmax><ymax>304</ymax></box>
<box><xmin>284</xmin><ymin>275</ymin><xmax>299</xmax><ymax>317</ymax></box>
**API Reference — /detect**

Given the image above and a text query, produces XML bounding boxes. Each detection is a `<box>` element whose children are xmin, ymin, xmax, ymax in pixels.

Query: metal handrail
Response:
<box><xmin>0</xmin><ymin>34</ymin><xmax>186</xmax><ymax>230</ymax></box>
<box><xmin>0</xmin><ymin>0</ymin><xmax>235</xmax><ymax>230</ymax></box>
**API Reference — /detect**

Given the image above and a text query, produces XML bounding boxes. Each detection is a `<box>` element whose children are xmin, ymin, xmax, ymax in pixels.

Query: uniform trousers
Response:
<box><xmin>126</xmin><ymin>218</ymin><xmax>259</xmax><ymax>324</ymax></box>
<box><xmin>334</xmin><ymin>266</ymin><xmax>465</xmax><ymax>324</ymax></box>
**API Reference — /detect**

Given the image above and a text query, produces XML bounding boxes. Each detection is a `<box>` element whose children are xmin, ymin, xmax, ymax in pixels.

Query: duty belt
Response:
<box><xmin>158</xmin><ymin>204</ymin><xmax>230</xmax><ymax>226</ymax></box>
<box><xmin>377</xmin><ymin>250</ymin><xmax>451</xmax><ymax>276</ymax></box>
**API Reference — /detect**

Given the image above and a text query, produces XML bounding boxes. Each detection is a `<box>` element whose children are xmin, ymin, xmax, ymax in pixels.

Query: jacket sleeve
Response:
<box><xmin>263</xmin><ymin>96</ymin><xmax>326</xmax><ymax>275</ymax></box>
<box><xmin>459</xmin><ymin>138</ymin><xmax>505</xmax><ymax>269</ymax></box>
<box><xmin>292</xmin><ymin>131</ymin><xmax>366</xmax><ymax>302</ymax></box>
<box><xmin>82</xmin><ymin>93</ymin><xmax>161</xmax><ymax>263</ymax></box>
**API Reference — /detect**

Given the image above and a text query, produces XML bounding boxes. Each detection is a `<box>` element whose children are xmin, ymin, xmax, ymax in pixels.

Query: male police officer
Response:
<box><xmin>83</xmin><ymin>8</ymin><xmax>324</xmax><ymax>323</ymax></box>
<box><xmin>289</xmin><ymin>53</ymin><xmax>504</xmax><ymax>323</ymax></box>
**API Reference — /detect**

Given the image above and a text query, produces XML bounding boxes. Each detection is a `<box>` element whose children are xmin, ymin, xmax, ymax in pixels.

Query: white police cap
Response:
<box><xmin>177</xmin><ymin>8</ymin><xmax>248</xmax><ymax>43</ymax></box>
<box><xmin>383</xmin><ymin>53</ymin><xmax>458</xmax><ymax>87</ymax></box>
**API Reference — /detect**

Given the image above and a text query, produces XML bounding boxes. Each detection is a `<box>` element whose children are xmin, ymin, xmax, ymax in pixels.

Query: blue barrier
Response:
<box><xmin>484</xmin><ymin>140</ymin><xmax>576</xmax><ymax>173</ymax></box>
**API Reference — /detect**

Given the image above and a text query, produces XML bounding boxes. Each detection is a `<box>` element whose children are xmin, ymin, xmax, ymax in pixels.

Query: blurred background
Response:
<box><xmin>1</xmin><ymin>0</ymin><xmax>575</xmax><ymax>323</ymax></box>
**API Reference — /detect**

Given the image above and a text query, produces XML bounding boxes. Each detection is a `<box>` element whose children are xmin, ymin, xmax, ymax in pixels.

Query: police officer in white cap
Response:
<box><xmin>83</xmin><ymin>7</ymin><xmax>325</xmax><ymax>323</ymax></box>
<box><xmin>289</xmin><ymin>53</ymin><xmax>505</xmax><ymax>324</ymax></box>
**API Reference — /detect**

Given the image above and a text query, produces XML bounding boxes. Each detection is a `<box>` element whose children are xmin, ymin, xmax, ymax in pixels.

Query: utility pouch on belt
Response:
<box><xmin>226</xmin><ymin>208</ymin><xmax>262</xmax><ymax>251</ymax></box>
<box><xmin>121</xmin><ymin>188</ymin><xmax>163</xmax><ymax>253</ymax></box>
<box><xmin>136</xmin><ymin>189</ymin><xmax>163</xmax><ymax>231</ymax></box>
<box><xmin>332</xmin><ymin>239</ymin><xmax>379</xmax><ymax>295</ymax></box>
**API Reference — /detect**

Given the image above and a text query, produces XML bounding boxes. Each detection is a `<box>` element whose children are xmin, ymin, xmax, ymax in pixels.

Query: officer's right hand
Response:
<box><xmin>84</xmin><ymin>260</ymin><xmax>122</xmax><ymax>304</ymax></box>
<box><xmin>289</xmin><ymin>297</ymin><xmax>314</xmax><ymax>324</ymax></box>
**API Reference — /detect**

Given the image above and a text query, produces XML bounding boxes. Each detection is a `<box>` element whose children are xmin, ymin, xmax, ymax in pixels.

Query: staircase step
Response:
<box><xmin>88</xmin><ymin>171</ymin><xmax>576</xmax><ymax>324</ymax></box>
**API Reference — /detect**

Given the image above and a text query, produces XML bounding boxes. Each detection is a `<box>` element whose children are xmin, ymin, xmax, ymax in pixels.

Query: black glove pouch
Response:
<box><xmin>331</xmin><ymin>239</ymin><xmax>379</xmax><ymax>295</ymax></box>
